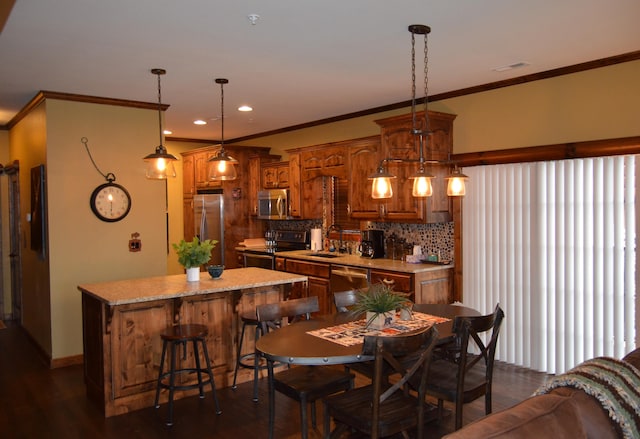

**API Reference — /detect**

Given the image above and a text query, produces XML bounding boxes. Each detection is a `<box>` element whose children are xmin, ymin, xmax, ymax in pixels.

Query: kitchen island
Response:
<box><xmin>78</xmin><ymin>267</ymin><xmax>307</xmax><ymax>417</ymax></box>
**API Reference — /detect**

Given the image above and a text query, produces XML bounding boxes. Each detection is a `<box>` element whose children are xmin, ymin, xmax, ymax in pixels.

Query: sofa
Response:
<box><xmin>442</xmin><ymin>348</ymin><xmax>640</xmax><ymax>439</ymax></box>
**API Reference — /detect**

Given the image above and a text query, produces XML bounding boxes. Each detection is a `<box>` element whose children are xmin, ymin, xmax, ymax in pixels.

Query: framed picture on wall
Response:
<box><xmin>30</xmin><ymin>164</ymin><xmax>47</xmax><ymax>259</ymax></box>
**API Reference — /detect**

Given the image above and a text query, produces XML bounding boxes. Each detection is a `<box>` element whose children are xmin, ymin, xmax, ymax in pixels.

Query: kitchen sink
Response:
<box><xmin>305</xmin><ymin>252</ymin><xmax>340</xmax><ymax>258</ymax></box>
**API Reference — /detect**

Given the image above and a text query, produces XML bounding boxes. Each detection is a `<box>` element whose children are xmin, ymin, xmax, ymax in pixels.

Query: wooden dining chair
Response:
<box><xmin>323</xmin><ymin>326</ymin><xmax>439</xmax><ymax>439</ymax></box>
<box><xmin>426</xmin><ymin>304</ymin><xmax>505</xmax><ymax>430</ymax></box>
<box><xmin>333</xmin><ymin>289</ymin><xmax>359</xmax><ymax>313</ymax></box>
<box><xmin>256</xmin><ymin>296</ymin><xmax>355</xmax><ymax>439</ymax></box>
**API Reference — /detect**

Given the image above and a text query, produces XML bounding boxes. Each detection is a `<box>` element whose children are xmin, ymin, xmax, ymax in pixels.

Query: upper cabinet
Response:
<box><xmin>248</xmin><ymin>154</ymin><xmax>281</xmax><ymax>216</ymax></box>
<box><xmin>194</xmin><ymin>150</ymin><xmax>222</xmax><ymax>190</ymax></box>
<box><xmin>374</xmin><ymin>111</ymin><xmax>456</xmax><ymax>223</ymax></box>
<box><xmin>347</xmin><ymin>136</ymin><xmax>382</xmax><ymax>220</ymax></box>
<box><xmin>300</xmin><ymin>145</ymin><xmax>348</xmax><ymax>180</ymax></box>
<box><xmin>262</xmin><ymin>161</ymin><xmax>289</xmax><ymax>189</ymax></box>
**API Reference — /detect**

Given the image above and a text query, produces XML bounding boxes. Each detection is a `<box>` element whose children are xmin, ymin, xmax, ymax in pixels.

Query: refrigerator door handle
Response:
<box><xmin>199</xmin><ymin>198</ymin><xmax>208</xmax><ymax>240</ymax></box>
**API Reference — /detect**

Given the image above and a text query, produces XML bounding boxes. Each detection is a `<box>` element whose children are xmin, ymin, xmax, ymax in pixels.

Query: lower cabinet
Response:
<box><xmin>278</xmin><ymin>259</ymin><xmax>331</xmax><ymax>314</ymax></box>
<box><xmin>414</xmin><ymin>268</ymin><xmax>453</xmax><ymax>304</ymax></box>
<box><xmin>371</xmin><ymin>267</ymin><xmax>452</xmax><ymax>304</ymax></box>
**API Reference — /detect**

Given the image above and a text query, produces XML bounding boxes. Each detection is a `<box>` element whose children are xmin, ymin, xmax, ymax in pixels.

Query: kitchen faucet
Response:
<box><xmin>327</xmin><ymin>224</ymin><xmax>347</xmax><ymax>253</ymax></box>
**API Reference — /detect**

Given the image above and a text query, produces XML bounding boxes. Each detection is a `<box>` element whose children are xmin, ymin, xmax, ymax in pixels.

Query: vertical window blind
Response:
<box><xmin>462</xmin><ymin>156</ymin><xmax>636</xmax><ymax>374</ymax></box>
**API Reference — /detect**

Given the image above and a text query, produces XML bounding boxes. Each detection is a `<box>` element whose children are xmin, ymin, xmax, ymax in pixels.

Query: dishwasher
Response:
<box><xmin>330</xmin><ymin>265</ymin><xmax>369</xmax><ymax>293</ymax></box>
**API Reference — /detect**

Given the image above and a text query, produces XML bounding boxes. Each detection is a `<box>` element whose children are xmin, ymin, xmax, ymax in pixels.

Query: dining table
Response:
<box><xmin>255</xmin><ymin>303</ymin><xmax>481</xmax><ymax>438</ymax></box>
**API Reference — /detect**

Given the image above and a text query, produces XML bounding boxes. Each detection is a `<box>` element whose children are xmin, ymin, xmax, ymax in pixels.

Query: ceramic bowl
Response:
<box><xmin>207</xmin><ymin>265</ymin><xmax>224</xmax><ymax>279</ymax></box>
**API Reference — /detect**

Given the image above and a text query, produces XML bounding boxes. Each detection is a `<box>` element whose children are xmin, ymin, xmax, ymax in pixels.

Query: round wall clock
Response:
<box><xmin>90</xmin><ymin>181</ymin><xmax>132</xmax><ymax>222</ymax></box>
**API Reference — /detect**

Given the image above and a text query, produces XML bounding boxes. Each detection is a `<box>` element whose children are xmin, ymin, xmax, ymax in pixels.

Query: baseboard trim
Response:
<box><xmin>51</xmin><ymin>354</ymin><xmax>84</xmax><ymax>369</ymax></box>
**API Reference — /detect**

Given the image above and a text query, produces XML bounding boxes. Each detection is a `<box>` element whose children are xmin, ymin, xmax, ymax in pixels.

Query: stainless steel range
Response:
<box><xmin>242</xmin><ymin>230</ymin><xmax>308</xmax><ymax>269</ymax></box>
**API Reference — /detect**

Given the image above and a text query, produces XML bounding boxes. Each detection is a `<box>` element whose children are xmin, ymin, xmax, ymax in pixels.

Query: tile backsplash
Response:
<box><xmin>267</xmin><ymin>219</ymin><xmax>454</xmax><ymax>261</ymax></box>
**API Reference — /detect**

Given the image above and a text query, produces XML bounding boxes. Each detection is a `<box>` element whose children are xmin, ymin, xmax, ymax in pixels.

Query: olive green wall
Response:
<box><xmin>9</xmin><ymin>102</ymin><xmax>51</xmax><ymax>353</ymax></box>
<box><xmin>238</xmin><ymin>60</ymin><xmax>640</xmax><ymax>158</ymax></box>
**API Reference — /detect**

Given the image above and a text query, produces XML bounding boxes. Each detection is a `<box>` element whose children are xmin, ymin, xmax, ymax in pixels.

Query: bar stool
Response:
<box><xmin>154</xmin><ymin>323</ymin><xmax>222</xmax><ymax>426</ymax></box>
<box><xmin>232</xmin><ymin>310</ymin><xmax>268</xmax><ymax>402</ymax></box>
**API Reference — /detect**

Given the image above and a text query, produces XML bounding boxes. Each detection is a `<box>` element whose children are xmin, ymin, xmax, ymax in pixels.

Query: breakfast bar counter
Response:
<box><xmin>78</xmin><ymin>268</ymin><xmax>307</xmax><ymax>417</ymax></box>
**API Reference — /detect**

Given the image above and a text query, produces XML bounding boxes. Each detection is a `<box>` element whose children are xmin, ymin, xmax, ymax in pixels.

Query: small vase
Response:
<box><xmin>186</xmin><ymin>267</ymin><xmax>200</xmax><ymax>282</ymax></box>
<box><xmin>366</xmin><ymin>311</ymin><xmax>395</xmax><ymax>329</ymax></box>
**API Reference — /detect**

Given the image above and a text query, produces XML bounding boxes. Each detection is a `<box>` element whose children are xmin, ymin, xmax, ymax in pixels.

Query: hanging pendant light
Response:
<box><xmin>446</xmin><ymin>167</ymin><xmax>468</xmax><ymax>196</ymax></box>
<box><xmin>143</xmin><ymin>68</ymin><xmax>178</xmax><ymax>179</ymax></box>
<box><xmin>369</xmin><ymin>163</ymin><xmax>396</xmax><ymax>199</ymax></box>
<box><xmin>407</xmin><ymin>24</ymin><xmax>434</xmax><ymax>198</ymax></box>
<box><xmin>208</xmin><ymin>78</ymin><xmax>238</xmax><ymax>181</ymax></box>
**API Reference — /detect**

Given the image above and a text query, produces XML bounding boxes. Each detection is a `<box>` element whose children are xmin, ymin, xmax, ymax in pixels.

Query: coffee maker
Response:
<box><xmin>360</xmin><ymin>229</ymin><xmax>385</xmax><ymax>258</ymax></box>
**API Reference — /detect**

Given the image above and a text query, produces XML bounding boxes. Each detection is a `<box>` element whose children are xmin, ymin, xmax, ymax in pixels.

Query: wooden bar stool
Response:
<box><xmin>154</xmin><ymin>323</ymin><xmax>222</xmax><ymax>426</ymax></box>
<box><xmin>231</xmin><ymin>310</ymin><xmax>268</xmax><ymax>402</ymax></box>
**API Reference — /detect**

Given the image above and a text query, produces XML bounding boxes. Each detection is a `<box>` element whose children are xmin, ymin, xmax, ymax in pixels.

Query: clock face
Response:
<box><xmin>90</xmin><ymin>182</ymin><xmax>131</xmax><ymax>222</ymax></box>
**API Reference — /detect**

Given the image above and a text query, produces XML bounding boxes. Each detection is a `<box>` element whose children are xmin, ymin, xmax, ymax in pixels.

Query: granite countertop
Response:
<box><xmin>270</xmin><ymin>250</ymin><xmax>453</xmax><ymax>274</ymax></box>
<box><xmin>77</xmin><ymin>267</ymin><xmax>308</xmax><ymax>306</ymax></box>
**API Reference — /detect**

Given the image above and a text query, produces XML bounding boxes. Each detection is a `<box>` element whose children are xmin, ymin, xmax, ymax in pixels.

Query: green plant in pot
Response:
<box><xmin>172</xmin><ymin>237</ymin><xmax>218</xmax><ymax>281</ymax></box>
<box><xmin>351</xmin><ymin>282</ymin><xmax>413</xmax><ymax>329</ymax></box>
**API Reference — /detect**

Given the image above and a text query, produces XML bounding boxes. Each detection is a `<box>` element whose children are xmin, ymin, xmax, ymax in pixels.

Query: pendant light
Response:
<box><xmin>369</xmin><ymin>24</ymin><xmax>433</xmax><ymax>199</ymax></box>
<box><xmin>208</xmin><ymin>78</ymin><xmax>238</xmax><ymax>181</ymax></box>
<box><xmin>407</xmin><ymin>24</ymin><xmax>434</xmax><ymax>198</ymax></box>
<box><xmin>446</xmin><ymin>167</ymin><xmax>468</xmax><ymax>196</ymax></box>
<box><xmin>143</xmin><ymin>68</ymin><xmax>178</xmax><ymax>179</ymax></box>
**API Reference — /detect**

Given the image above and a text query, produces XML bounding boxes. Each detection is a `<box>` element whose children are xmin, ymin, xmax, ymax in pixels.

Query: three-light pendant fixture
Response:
<box><xmin>368</xmin><ymin>24</ymin><xmax>467</xmax><ymax>199</ymax></box>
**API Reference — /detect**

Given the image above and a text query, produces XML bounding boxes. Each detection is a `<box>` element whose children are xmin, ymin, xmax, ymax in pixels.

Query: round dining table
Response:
<box><xmin>255</xmin><ymin>302</ymin><xmax>481</xmax><ymax>439</ymax></box>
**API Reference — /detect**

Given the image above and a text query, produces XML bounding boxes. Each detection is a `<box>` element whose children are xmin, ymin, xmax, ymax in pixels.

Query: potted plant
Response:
<box><xmin>351</xmin><ymin>283</ymin><xmax>413</xmax><ymax>329</ymax></box>
<box><xmin>172</xmin><ymin>237</ymin><xmax>218</xmax><ymax>282</ymax></box>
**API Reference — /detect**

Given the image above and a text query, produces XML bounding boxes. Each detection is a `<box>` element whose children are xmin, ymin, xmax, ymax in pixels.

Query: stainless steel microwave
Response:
<box><xmin>257</xmin><ymin>189</ymin><xmax>290</xmax><ymax>219</ymax></box>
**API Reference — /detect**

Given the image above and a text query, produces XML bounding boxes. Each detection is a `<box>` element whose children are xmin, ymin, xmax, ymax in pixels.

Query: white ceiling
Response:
<box><xmin>1</xmin><ymin>0</ymin><xmax>639</xmax><ymax>141</ymax></box>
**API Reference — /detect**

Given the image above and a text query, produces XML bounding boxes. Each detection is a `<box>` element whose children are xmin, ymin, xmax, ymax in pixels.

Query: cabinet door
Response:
<box><xmin>276</xmin><ymin>165</ymin><xmax>289</xmax><ymax>188</ymax></box>
<box><xmin>182</xmin><ymin>154</ymin><xmax>196</xmax><ymax>197</ymax></box>
<box><xmin>110</xmin><ymin>300</ymin><xmax>173</xmax><ymax>398</ymax></box>
<box><xmin>414</xmin><ymin>268</ymin><xmax>452</xmax><ymax>304</ymax></box>
<box><xmin>180</xmin><ymin>293</ymin><xmax>233</xmax><ymax>373</ymax></box>
<box><xmin>262</xmin><ymin>166</ymin><xmax>278</xmax><ymax>188</ymax></box>
<box><xmin>195</xmin><ymin>151</ymin><xmax>222</xmax><ymax>189</ymax></box>
<box><xmin>348</xmin><ymin>136</ymin><xmax>382</xmax><ymax>220</ymax></box>
<box><xmin>308</xmin><ymin>276</ymin><xmax>331</xmax><ymax>315</ymax></box>
<box><xmin>288</xmin><ymin>154</ymin><xmax>302</xmax><ymax>217</ymax></box>
<box><xmin>248</xmin><ymin>157</ymin><xmax>261</xmax><ymax>216</ymax></box>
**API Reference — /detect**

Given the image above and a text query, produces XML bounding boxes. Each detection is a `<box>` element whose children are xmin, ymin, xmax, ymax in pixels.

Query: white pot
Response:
<box><xmin>186</xmin><ymin>267</ymin><xmax>200</xmax><ymax>282</ymax></box>
<box><xmin>366</xmin><ymin>311</ymin><xmax>395</xmax><ymax>329</ymax></box>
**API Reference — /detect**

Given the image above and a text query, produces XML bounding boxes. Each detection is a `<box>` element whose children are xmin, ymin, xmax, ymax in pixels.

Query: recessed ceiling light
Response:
<box><xmin>193</xmin><ymin>119</ymin><xmax>207</xmax><ymax>125</ymax></box>
<box><xmin>492</xmin><ymin>61</ymin><xmax>530</xmax><ymax>72</ymax></box>
<box><xmin>163</xmin><ymin>129</ymin><xmax>172</xmax><ymax>135</ymax></box>
<box><xmin>238</xmin><ymin>105</ymin><xmax>253</xmax><ymax>112</ymax></box>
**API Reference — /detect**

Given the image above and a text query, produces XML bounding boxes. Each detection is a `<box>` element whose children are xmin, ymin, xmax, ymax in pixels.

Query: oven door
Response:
<box><xmin>243</xmin><ymin>252</ymin><xmax>275</xmax><ymax>270</ymax></box>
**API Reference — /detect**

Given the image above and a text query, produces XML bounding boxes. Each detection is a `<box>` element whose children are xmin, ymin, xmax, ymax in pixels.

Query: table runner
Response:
<box><xmin>307</xmin><ymin>312</ymin><xmax>450</xmax><ymax>347</ymax></box>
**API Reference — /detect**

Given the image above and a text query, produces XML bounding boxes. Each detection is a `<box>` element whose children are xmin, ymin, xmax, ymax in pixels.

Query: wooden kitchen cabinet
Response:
<box><xmin>348</xmin><ymin>136</ymin><xmax>383</xmax><ymax>220</ymax></box>
<box><xmin>182</xmin><ymin>154</ymin><xmax>196</xmax><ymax>197</ymax></box>
<box><xmin>300</xmin><ymin>145</ymin><xmax>348</xmax><ymax>180</ymax></box>
<box><xmin>414</xmin><ymin>268</ymin><xmax>453</xmax><ymax>304</ymax></box>
<box><xmin>283</xmin><ymin>259</ymin><xmax>331</xmax><ymax>314</ymax></box>
<box><xmin>288</xmin><ymin>153</ymin><xmax>302</xmax><ymax>218</ymax></box>
<box><xmin>374</xmin><ymin>111</ymin><xmax>456</xmax><ymax>223</ymax></box>
<box><xmin>262</xmin><ymin>161</ymin><xmax>289</xmax><ymax>189</ymax></box>
<box><xmin>371</xmin><ymin>267</ymin><xmax>453</xmax><ymax>304</ymax></box>
<box><xmin>195</xmin><ymin>150</ymin><xmax>222</xmax><ymax>189</ymax></box>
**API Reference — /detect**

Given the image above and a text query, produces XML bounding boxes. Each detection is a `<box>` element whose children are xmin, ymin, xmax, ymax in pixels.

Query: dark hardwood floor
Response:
<box><xmin>0</xmin><ymin>322</ymin><xmax>548</xmax><ymax>438</ymax></box>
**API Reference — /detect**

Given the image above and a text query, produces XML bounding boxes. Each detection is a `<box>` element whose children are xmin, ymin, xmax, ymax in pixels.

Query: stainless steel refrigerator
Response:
<box><xmin>193</xmin><ymin>193</ymin><xmax>224</xmax><ymax>266</ymax></box>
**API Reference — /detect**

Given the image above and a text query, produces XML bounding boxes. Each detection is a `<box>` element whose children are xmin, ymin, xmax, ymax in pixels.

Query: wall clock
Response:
<box><xmin>90</xmin><ymin>180</ymin><xmax>132</xmax><ymax>222</ymax></box>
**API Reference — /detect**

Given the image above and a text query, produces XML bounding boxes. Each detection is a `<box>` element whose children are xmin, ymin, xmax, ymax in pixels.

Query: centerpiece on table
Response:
<box><xmin>172</xmin><ymin>237</ymin><xmax>218</xmax><ymax>282</ymax></box>
<box><xmin>351</xmin><ymin>283</ymin><xmax>413</xmax><ymax>329</ymax></box>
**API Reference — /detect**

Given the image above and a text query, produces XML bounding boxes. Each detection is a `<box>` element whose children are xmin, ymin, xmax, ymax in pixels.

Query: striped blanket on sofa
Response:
<box><xmin>533</xmin><ymin>357</ymin><xmax>640</xmax><ymax>439</ymax></box>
